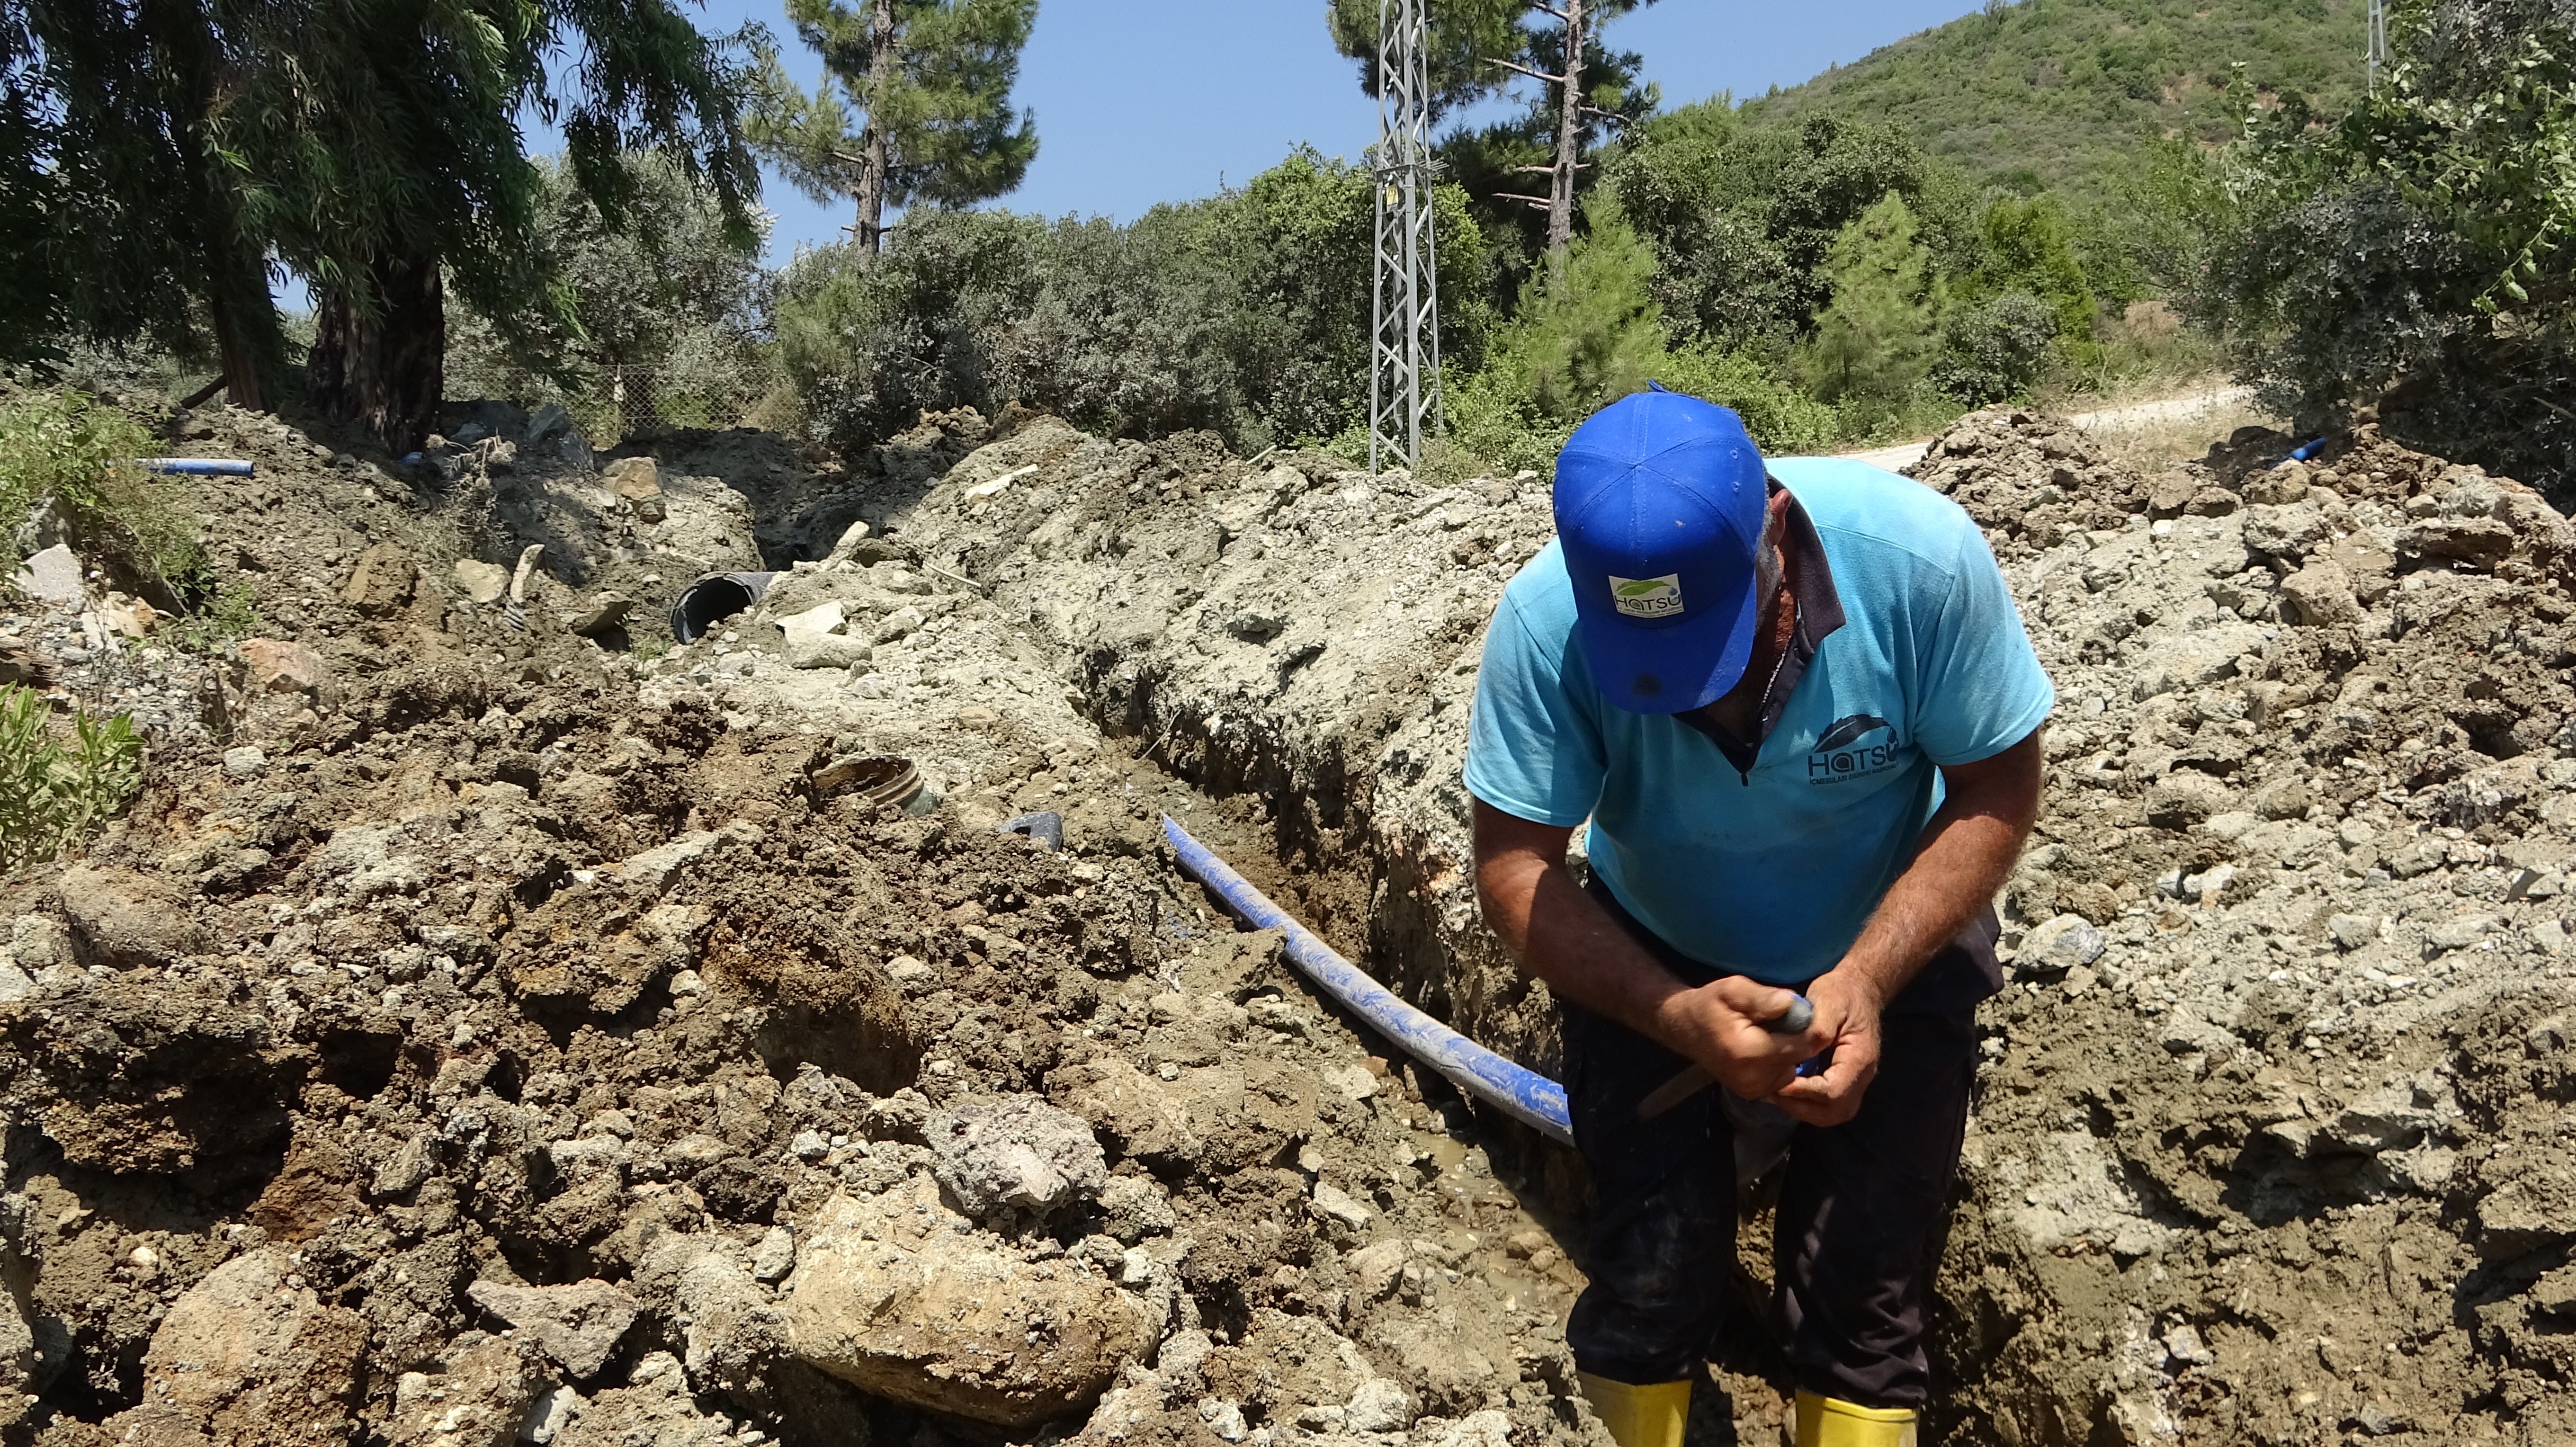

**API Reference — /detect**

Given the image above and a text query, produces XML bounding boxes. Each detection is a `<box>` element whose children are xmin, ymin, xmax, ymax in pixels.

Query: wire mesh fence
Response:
<box><xmin>443</xmin><ymin>352</ymin><xmax>796</xmax><ymax>447</ymax></box>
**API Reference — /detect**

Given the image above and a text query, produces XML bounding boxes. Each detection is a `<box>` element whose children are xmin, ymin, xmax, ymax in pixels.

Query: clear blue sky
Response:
<box><xmin>692</xmin><ymin>0</ymin><xmax>1989</xmax><ymax>266</ymax></box>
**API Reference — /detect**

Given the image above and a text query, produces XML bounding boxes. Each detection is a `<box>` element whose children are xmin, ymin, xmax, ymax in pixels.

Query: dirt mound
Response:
<box><xmin>1907</xmin><ymin>407</ymin><xmax>2576</xmax><ymax>1445</ymax></box>
<box><xmin>0</xmin><ymin>401</ymin><xmax>1610</xmax><ymax>1447</ymax></box>
<box><xmin>0</xmin><ymin>663</ymin><xmax>1592</xmax><ymax>1445</ymax></box>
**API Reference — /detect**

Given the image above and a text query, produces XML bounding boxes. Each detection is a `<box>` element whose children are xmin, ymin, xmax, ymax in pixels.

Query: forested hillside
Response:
<box><xmin>1738</xmin><ymin>0</ymin><xmax>2370</xmax><ymax>196</ymax></box>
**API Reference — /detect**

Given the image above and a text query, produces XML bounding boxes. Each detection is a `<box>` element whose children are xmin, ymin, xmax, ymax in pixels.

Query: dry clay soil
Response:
<box><xmin>0</xmin><ymin>393</ymin><xmax>2573</xmax><ymax>1447</ymax></box>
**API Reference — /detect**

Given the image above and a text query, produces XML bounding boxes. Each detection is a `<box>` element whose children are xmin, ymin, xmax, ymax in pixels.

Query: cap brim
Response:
<box><xmin>1576</xmin><ymin>565</ymin><xmax>1765</xmax><ymax>715</ymax></box>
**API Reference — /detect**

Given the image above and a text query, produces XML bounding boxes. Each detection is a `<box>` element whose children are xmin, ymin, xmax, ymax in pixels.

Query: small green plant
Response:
<box><xmin>0</xmin><ymin>685</ymin><xmax>145</xmax><ymax>872</ymax></box>
<box><xmin>0</xmin><ymin>388</ymin><xmax>210</xmax><ymax>598</ymax></box>
<box><xmin>167</xmin><ymin>580</ymin><xmax>264</xmax><ymax>649</ymax></box>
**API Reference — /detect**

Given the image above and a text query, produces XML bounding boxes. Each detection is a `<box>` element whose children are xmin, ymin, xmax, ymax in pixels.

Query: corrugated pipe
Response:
<box><xmin>669</xmin><ymin>571</ymin><xmax>781</xmax><ymax>643</ymax></box>
<box><xmin>143</xmin><ymin>458</ymin><xmax>253</xmax><ymax>476</ymax></box>
<box><xmin>1161</xmin><ymin>814</ymin><xmax>1574</xmax><ymax>1145</ymax></box>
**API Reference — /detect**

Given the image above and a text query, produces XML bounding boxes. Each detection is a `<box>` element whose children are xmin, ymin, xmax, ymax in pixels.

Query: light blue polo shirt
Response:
<box><xmin>1463</xmin><ymin>456</ymin><xmax>2054</xmax><ymax>983</ymax></box>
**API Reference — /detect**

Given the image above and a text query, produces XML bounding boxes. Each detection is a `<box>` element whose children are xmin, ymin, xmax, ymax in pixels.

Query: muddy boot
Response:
<box><xmin>1792</xmin><ymin>1390</ymin><xmax>1918</xmax><ymax>1447</ymax></box>
<box><xmin>1575</xmin><ymin>1373</ymin><xmax>1688</xmax><ymax>1447</ymax></box>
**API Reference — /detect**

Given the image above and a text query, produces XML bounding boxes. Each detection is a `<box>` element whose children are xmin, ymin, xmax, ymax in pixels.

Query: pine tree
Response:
<box><xmin>749</xmin><ymin>0</ymin><xmax>1039</xmax><ymax>254</ymax></box>
<box><xmin>1326</xmin><ymin>0</ymin><xmax>1658</xmax><ymax>272</ymax></box>
<box><xmin>1801</xmin><ymin>191</ymin><xmax>1940</xmax><ymax>409</ymax></box>
<box><xmin>1504</xmin><ymin>199</ymin><xmax>1667</xmax><ymax>419</ymax></box>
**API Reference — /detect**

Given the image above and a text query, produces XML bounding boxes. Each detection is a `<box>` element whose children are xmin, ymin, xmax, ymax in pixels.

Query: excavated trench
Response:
<box><xmin>870</xmin><ymin>406</ymin><xmax>2576</xmax><ymax>1447</ymax></box>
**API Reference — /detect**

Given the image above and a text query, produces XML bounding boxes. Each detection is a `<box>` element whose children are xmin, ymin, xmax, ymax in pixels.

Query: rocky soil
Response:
<box><xmin>3</xmin><ymin>386</ymin><xmax>2574</xmax><ymax>1447</ymax></box>
<box><xmin>0</xmin><ymin>399</ymin><xmax>1610</xmax><ymax>1447</ymax></box>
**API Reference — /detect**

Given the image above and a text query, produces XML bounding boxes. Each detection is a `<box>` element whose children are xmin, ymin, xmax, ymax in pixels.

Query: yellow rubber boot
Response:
<box><xmin>1576</xmin><ymin>1373</ymin><xmax>1690</xmax><ymax>1447</ymax></box>
<box><xmin>1792</xmin><ymin>1390</ymin><xmax>1919</xmax><ymax>1447</ymax></box>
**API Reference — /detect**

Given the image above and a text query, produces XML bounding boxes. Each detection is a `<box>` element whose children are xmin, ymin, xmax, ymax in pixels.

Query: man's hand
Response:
<box><xmin>1657</xmin><ymin>975</ymin><xmax>1832</xmax><ymax>1101</ymax></box>
<box><xmin>1769</xmin><ymin>968</ymin><xmax>1885</xmax><ymax>1126</ymax></box>
<box><xmin>1476</xmin><ymin>802</ymin><xmax>1831</xmax><ymax>1083</ymax></box>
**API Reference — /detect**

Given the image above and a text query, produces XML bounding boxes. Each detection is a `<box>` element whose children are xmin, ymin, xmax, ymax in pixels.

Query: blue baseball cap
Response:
<box><xmin>1554</xmin><ymin>388</ymin><xmax>1770</xmax><ymax>714</ymax></box>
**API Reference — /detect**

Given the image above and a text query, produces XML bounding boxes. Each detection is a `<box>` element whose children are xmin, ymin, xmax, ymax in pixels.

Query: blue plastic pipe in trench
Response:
<box><xmin>143</xmin><ymin>458</ymin><xmax>254</xmax><ymax>476</ymax></box>
<box><xmin>1161</xmin><ymin>813</ymin><xmax>1574</xmax><ymax>1145</ymax></box>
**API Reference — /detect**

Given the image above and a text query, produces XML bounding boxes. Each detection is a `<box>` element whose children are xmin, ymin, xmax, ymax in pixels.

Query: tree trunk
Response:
<box><xmin>852</xmin><ymin>0</ymin><xmax>899</xmax><ymax>252</ymax></box>
<box><xmin>205</xmin><ymin>284</ymin><xmax>270</xmax><ymax>414</ymax></box>
<box><xmin>306</xmin><ymin>255</ymin><xmax>445</xmax><ymax>454</ymax></box>
<box><xmin>1546</xmin><ymin>0</ymin><xmax>1586</xmax><ymax>282</ymax></box>
<box><xmin>142</xmin><ymin>0</ymin><xmax>279</xmax><ymax>410</ymax></box>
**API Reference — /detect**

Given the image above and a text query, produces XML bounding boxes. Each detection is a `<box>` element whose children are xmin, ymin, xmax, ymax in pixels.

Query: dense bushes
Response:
<box><xmin>2194</xmin><ymin>0</ymin><xmax>2576</xmax><ymax>493</ymax></box>
<box><xmin>0</xmin><ymin>389</ymin><xmax>206</xmax><ymax>602</ymax></box>
<box><xmin>769</xmin><ymin>109</ymin><xmax>2173</xmax><ymax>473</ymax></box>
<box><xmin>773</xmin><ymin>150</ymin><xmax>1492</xmax><ymax>458</ymax></box>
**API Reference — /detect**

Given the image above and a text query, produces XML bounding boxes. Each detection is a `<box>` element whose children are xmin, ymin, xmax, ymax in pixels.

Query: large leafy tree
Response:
<box><xmin>3</xmin><ymin>0</ymin><xmax>758</xmax><ymax>453</ymax></box>
<box><xmin>747</xmin><ymin>0</ymin><xmax>1038</xmax><ymax>254</ymax></box>
<box><xmin>1607</xmin><ymin>107</ymin><xmax>1972</xmax><ymax>347</ymax></box>
<box><xmin>446</xmin><ymin>151</ymin><xmax>775</xmax><ymax>429</ymax></box>
<box><xmin>1327</xmin><ymin>0</ymin><xmax>1658</xmax><ymax>272</ymax></box>
<box><xmin>1799</xmin><ymin>190</ymin><xmax>1939</xmax><ymax>412</ymax></box>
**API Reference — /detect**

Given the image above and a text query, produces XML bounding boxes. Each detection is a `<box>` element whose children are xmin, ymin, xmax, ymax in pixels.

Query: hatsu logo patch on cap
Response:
<box><xmin>1608</xmin><ymin>573</ymin><xmax>1683</xmax><ymax>618</ymax></box>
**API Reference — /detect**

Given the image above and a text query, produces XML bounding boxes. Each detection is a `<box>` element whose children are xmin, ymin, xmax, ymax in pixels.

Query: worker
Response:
<box><xmin>1464</xmin><ymin>387</ymin><xmax>2050</xmax><ymax>1447</ymax></box>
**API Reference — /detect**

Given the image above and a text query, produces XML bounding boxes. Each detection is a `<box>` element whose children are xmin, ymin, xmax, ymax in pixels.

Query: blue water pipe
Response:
<box><xmin>2282</xmin><ymin>437</ymin><xmax>2330</xmax><ymax>464</ymax></box>
<box><xmin>143</xmin><ymin>458</ymin><xmax>253</xmax><ymax>476</ymax></box>
<box><xmin>1161</xmin><ymin>813</ymin><xmax>1574</xmax><ymax>1145</ymax></box>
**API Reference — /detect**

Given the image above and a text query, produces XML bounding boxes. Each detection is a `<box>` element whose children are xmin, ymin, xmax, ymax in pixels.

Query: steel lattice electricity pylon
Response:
<box><xmin>1369</xmin><ymin>0</ymin><xmax>1440</xmax><ymax>474</ymax></box>
<box><xmin>2367</xmin><ymin>0</ymin><xmax>2388</xmax><ymax>93</ymax></box>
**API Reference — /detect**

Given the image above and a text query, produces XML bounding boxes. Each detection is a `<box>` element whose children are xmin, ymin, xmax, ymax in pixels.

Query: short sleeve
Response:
<box><xmin>1464</xmin><ymin>588</ymin><xmax>1608</xmax><ymax>827</ymax></box>
<box><xmin>1910</xmin><ymin>524</ymin><xmax>2056</xmax><ymax>765</ymax></box>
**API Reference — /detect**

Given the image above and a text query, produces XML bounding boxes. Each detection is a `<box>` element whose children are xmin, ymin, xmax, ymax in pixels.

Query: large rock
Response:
<box><xmin>1046</xmin><ymin>1058</ymin><xmax>1204</xmax><ymax>1166</ymax></box>
<box><xmin>2129</xmin><ymin>623</ymin><xmax>2267</xmax><ymax>701</ymax></box>
<box><xmin>2276</xmin><ymin>558</ymin><xmax>2364</xmax><ymax>627</ymax></box>
<box><xmin>340</xmin><ymin>541</ymin><xmax>420</xmax><ymax>614</ymax></box>
<box><xmin>58</xmin><ymin>864</ymin><xmax>206</xmax><ymax>967</ymax></box>
<box><xmin>673</xmin><ymin>1252</ymin><xmax>780</xmax><ymax>1396</ymax></box>
<box><xmin>555</xmin><ymin>1352</ymin><xmax>745</xmax><ymax>1447</ymax></box>
<box><xmin>786</xmin><ymin>1177</ymin><xmax>1154</xmax><ymax>1425</ymax></box>
<box><xmin>102</xmin><ymin>1248</ymin><xmax>367</xmax><ymax>1446</ymax></box>
<box><xmin>383</xmin><ymin>1339</ymin><xmax>543</xmax><ymax>1447</ymax></box>
<box><xmin>465</xmin><ymin>1277</ymin><xmax>638</xmax><ymax>1379</ymax></box>
<box><xmin>237</xmin><ymin>637</ymin><xmax>331</xmax><ymax>698</ymax></box>
<box><xmin>9</xmin><ymin>544</ymin><xmax>82</xmax><ymax>605</ymax></box>
<box><xmin>925</xmin><ymin>1093</ymin><xmax>1109</xmax><ymax>1218</ymax></box>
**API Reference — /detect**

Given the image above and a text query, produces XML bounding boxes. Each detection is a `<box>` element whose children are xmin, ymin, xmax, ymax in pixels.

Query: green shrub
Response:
<box><xmin>0</xmin><ymin>685</ymin><xmax>144</xmax><ymax>872</ymax></box>
<box><xmin>2195</xmin><ymin>0</ymin><xmax>2576</xmax><ymax>492</ymax></box>
<box><xmin>0</xmin><ymin>388</ymin><xmax>208</xmax><ymax>599</ymax></box>
<box><xmin>1652</xmin><ymin>343</ymin><xmax>1841</xmax><ymax>455</ymax></box>
<box><xmin>1935</xmin><ymin>291</ymin><xmax>2060</xmax><ymax>405</ymax></box>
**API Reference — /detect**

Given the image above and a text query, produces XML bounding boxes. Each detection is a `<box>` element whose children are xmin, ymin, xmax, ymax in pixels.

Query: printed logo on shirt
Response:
<box><xmin>1807</xmin><ymin>713</ymin><xmax>1901</xmax><ymax>783</ymax></box>
<box><xmin>1608</xmin><ymin>573</ymin><xmax>1683</xmax><ymax>618</ymax></box>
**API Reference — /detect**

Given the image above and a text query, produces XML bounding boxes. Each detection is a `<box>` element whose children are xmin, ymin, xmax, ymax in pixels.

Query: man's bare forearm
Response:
<box><xmin>1476</xmin><ymin>829</ymin><xmax>1690</xmax><ymax>1043</ymax></box>
<box><xmin>1830</xmin><ymin>730</ymin><xmax>2045</xmax><ymax>1009</ymax></box>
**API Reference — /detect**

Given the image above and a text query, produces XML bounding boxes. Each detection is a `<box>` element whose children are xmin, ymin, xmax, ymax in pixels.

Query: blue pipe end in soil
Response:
<box><xmin>1161</xmin><ymin>813</ymin><xmax>1574</xmax><ymax>1145</ymax></box>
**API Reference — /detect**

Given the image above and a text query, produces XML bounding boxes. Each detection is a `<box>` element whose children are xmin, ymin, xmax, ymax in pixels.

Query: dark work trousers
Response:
<box><xmin>1562</xmin><ymin>878</ymin><xmax>2000</xmax><ymax>1410</ymax></box>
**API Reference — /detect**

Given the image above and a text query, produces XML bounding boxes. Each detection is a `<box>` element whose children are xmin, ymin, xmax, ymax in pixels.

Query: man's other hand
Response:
<box><xmin>1657</xmin><ymin>976</ymin><xmax>1835</xmax><ymax>1102</ymax></box>
<box><xmin>1768</xmin><ymin>968</ymin><xmax>1885</xmax><ymax>1126</ymax></box>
